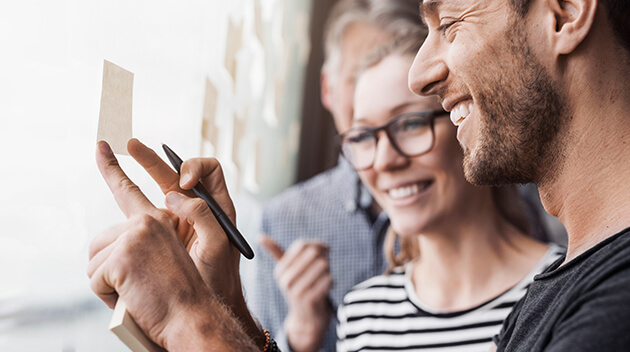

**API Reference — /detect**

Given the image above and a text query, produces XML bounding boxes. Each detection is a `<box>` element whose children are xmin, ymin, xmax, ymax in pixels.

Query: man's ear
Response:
<box><xmin>321</xmin><ymin>70</ymin><xmax>334</xmax><ymax>112</ymax></box>
<box><xmin>551</xmin><ymin>0</ymin><xmax>597</xmax><ymax>55</ymax></box>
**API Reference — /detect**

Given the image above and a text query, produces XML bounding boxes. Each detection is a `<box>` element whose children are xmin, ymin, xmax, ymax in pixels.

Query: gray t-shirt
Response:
<box><xmin>495</xmin><ymin>227</ymin><xmax>630</xmax><ymax>351</ymax></box>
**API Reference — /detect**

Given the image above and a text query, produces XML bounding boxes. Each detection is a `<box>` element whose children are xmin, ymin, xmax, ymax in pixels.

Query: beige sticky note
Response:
<box><xmin>98</xmin><ymin>60</ymin><xmax>133</xmax><ymax>155</ymax></box>
<box><xmin>109</xmin><ymin>299</ymin><xmax>166</xmax><ymax>352</ymax></box>
<box><xmin>275</xmin><ymin>78</ymin><xmax>284</xmax><ymax>120</ymax></box>
<box><xmin>224</xmin><ymin>20</ymin><xmax>243</xmax><ymax>81</ymax></box>
<box><xmin>201</xmin><ymin>77</ymin><xmax>219</xmax><ymax>148</ymax></box>
<box><xmin>232</xmin><ymin>112</ymin><xmax>248</xmax><ymax>168</ymax></box>
<box><xmin>254</xmin><ymin>0</ymin><xmax>264</xmax><ymax>42</ymax></box>
<box><xmin>244</xmin><ymin>138</ymin><xmax>262</xmax><ymax>194</ymax></box>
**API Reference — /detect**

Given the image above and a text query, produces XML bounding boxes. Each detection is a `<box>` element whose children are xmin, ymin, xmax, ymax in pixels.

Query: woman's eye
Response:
<box><xmin>401</xmin><ymin>119</ymin><xmax>426</xmax><ymax>131</ymax></box>
<box><xmin>347</xmin><ymin>132</ymin><xmax>373</xmax><ymax>144</ymax></box>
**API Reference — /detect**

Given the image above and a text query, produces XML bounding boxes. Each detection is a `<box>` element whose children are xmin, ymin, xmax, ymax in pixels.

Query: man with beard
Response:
<box><xmin>409</xmin><ymin>0</ymin><xmax>630</xmax><ymax>350</ymax></box>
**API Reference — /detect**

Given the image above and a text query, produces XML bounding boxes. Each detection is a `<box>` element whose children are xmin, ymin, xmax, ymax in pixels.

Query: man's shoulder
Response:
<box><xmin>567</xmin><ymin>227</ymin><xmax>630</xmax><ymax>280</ymax></box>
<box><xmin>499</xmin><ymin>228</ymin><xmax>630</xmax><ymax>351</ymax></box>
<box><xmin>529</xmin><ymin>228</ymin><xmax>630</xmax><ymax>300</ymax></box>
<box><xmin>581</xmin><ymin>228</ymin><xmax>630</xmax><ymax>289</ymax></box>
<box><xmin>263</xmin><ymin>164</ymin><xmax>357</xmax><ymax>214</ymax></box>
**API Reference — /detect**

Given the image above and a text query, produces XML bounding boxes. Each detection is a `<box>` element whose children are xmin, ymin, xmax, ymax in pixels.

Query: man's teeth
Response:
<box><xmin>450</xmin><ymin>102</ymin><xmax>473</xmax><ymax>126</ymax></box>
<box><xmin>389</xmin><ymin>184</ymin><xmax>421</xmax><ymax>199</ymax></box>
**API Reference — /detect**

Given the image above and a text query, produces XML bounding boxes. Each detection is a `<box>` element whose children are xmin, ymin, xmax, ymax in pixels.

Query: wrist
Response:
<box><xmin>188</xmin><ymin>251</ymin><xmax>264</xmax><ymax>350</ymax></box>
<box><xmin>285</xmin><ymin>307</ymin><xmax>332</xmax><ymax>352</ymax></box>
<box><xmin>162</xmin><ymin>291</ymin><xmax>259</xmax><ymax>351</ymax></box>
<box><xmin>161</xmin><ymin>294</ymin><xmax>218</xmax><ymax>351</ymax></box>
<box><xmin>230</xmin><ymin>295</ymin><xmax>267</xmax><ymax>349</ymax></box>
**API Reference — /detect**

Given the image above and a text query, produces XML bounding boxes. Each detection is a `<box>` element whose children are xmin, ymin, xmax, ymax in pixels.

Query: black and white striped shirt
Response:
<box><xmin>337</xmin><ymin>244</ymin><xmax>564</xmax><ymax>352</ymax></box>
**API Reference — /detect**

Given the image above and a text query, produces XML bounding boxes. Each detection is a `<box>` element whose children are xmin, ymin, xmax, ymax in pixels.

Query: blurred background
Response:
<box><xmin>0</xmin><ymin>0</ymin><xmax>341</xmax><ymax>350</ymax></box>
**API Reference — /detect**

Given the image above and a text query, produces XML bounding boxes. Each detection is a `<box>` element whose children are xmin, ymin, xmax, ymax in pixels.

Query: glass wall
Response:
<box><xmin>0</xmin><ymin>0</ymin><xmax>311</xmax><ymax>350</ymax></box>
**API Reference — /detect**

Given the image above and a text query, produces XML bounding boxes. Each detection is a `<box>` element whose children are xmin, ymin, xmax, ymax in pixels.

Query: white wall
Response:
<box><xmin>0</xmin><ymin>0</ymin><xmax>311</xmax><ymax>350</ymax></box>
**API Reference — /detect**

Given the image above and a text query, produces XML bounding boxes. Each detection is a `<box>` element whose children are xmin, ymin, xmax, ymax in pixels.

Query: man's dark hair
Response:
<box><xmin>510</xmin><ymin>0</ymin><xmax>630</xmax><ymax>52</ymax></box>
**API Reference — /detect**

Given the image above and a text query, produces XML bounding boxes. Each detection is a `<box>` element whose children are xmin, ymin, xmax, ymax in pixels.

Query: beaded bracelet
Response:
<box><xmin>262</xmin><ymin>329</ymin><xmax>280</xmax><ymax>352</ymax></box>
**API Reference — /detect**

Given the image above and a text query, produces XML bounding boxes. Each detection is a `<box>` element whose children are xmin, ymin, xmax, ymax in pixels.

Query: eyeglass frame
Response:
<box><xmin>338</xmin><ymin>109</ymin><xmax>449</xmax><ymax>171</ymax></box>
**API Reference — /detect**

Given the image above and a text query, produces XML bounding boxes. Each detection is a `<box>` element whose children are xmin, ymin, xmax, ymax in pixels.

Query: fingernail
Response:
<box><xmin>98</xmin><ymin>141</ymin><xmax>113</xmax><ymax>156</ymax></box>
<box><xmin>166</xmin><ymin>192</ymin><xmax>184</xmax><ymax>206</ymax></box>
<box><xmin>179</xmin><ymin>173</ymin><xmax>192</xmax><ymax>187</ymax></box>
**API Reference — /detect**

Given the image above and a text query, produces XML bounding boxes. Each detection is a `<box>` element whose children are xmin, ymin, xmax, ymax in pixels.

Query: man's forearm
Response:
<box><xmin>164</xmin><ymin>294</ymin><xmax>262</xmax><ymax>351</ymax></box>
<box><xmin>229</xmin><ymin>295</ymin><xmax>268</xmax><ymax>350</ymax></box>
<box><xmin>192</xmin><ymin>256</ymin><xmax>266</xmax><ymax>349</ymax></box>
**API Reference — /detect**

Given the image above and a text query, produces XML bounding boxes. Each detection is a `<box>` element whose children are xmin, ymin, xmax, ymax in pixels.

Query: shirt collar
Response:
<box><xmin>337</xmin><ymin>156</ymin><xmax>374</xmax><ymax>213</ymax></box>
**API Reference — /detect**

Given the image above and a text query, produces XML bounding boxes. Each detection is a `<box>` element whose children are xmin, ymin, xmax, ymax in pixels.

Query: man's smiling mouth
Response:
<box><xmin>450</xmin><ymin>102</ymin><xmax>474</xmax><ymax>126</ymax></box>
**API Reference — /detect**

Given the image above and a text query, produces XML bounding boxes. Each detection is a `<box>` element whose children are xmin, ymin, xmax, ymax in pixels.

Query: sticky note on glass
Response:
<box><xmin>98</xmin><ymin>60</ymin><xmax>133</xmax><ymax>155</ymax></box>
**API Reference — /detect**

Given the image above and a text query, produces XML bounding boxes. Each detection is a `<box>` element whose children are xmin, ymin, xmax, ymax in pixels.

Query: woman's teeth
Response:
<box><xmin>450</xmin><ymin>102</ymin><xmax>473</xmax><ymax>126</ymax></box>
<box><xmin>388</xmin><ymin>184</ymin><xmax>423</xmax><ymax>199</ymax></box>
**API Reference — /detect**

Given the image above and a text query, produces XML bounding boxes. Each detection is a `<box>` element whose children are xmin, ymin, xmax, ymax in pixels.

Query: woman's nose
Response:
<box><xmin>372</xmin><ymin>132</ymin><xmax>410</xmax><ymax>172</ymax></box>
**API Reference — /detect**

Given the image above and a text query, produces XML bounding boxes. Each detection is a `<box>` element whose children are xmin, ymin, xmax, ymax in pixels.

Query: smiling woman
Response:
<box><xmin>335</xmin><ymin>34</ymin><xmax>564</xmax><ymax>352</ymax></box>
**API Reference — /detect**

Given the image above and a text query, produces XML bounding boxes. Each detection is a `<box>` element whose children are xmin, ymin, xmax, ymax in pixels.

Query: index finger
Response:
<box><xmin>96</xmin><ymin>141</ymin><xmax>155</xmax><ymax>218</ymax></box>
<box><xmin>127</xmin><ymin>138</ymin><xmax>195</xmax><ymax>198</ymax></box>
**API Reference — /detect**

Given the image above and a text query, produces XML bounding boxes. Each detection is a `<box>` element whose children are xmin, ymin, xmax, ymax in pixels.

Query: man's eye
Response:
<box><xmin>437</xmin><ymin>19</ymin><xmax>461</xmax><ymax>38</ymax></box>
<box><xmin>437</xmin><ymin>22</ymin><xmax>454</xmax><ymax>32</ymax></box>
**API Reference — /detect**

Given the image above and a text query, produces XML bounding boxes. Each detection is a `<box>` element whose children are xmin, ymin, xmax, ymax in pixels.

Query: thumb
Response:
<box><xmin>259</xmin><ymin>235</ymin><xmax>285</xmax><ymax>261</ymax></box>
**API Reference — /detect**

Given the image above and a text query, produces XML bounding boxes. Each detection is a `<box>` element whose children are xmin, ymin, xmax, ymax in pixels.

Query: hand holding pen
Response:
<box><xmin>162</xmin><ymin>144</ymin><xmax>254</xmax><ymax>259</ymax></box>
<box><xmin>123</xmin><ymin>139</ymin><xmax>253</xmax><ymax>257</ymax></box>
<box><xmin>90</xmin><ymin>139</ymin><xmax>264</xmax><ymax>351</ymax></box>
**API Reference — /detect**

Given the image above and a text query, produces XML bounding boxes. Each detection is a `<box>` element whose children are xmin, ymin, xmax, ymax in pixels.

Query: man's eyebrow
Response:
<box><xmin>419</xmin><ymin>0</ymin><xmax>443</xmax><ymax>19</ymax></box>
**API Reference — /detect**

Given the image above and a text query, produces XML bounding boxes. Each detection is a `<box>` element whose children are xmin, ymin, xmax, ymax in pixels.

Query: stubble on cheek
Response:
<box><xmin>460</xmin><ymin>21</ymin><xmax>569</xmax><ymax>186</ymax></box>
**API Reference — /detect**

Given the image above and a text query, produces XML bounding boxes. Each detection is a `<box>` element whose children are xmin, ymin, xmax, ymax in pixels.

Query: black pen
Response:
<box><xmin>162</xmin><ymin>144</ymin><xmax>255</xmax><ymax>260</ymax></box>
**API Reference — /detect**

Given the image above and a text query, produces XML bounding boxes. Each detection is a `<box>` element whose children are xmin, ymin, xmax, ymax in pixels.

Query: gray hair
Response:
<box><xmin>322</xmin><ymin>0</ymin><xmax>425</xmax><ymax>76</ymax></box>
<box><xmin>357</xmin><ymin>29</ymin><xmax>427</xmax><ymax>76</ymax></box>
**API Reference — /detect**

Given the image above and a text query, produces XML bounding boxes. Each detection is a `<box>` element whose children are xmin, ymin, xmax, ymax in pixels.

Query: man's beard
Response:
<box><xmin>462</xmin><ymin>19</ymin><xmax>569</xmax><ymax>186</ymax></box>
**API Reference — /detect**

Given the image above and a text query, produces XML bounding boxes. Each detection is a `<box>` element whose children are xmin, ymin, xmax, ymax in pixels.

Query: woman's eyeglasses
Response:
<box><xmin>339</xmin><ymin>110</ymin><xmax>448</xmax><ymax>171</ymax></box>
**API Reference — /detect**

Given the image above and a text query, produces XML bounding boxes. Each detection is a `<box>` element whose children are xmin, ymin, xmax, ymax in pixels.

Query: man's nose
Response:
<box><xmin>408</xmin><ymin>34</ymin><xmax>448</xmax><ymax>97</ymax></box>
